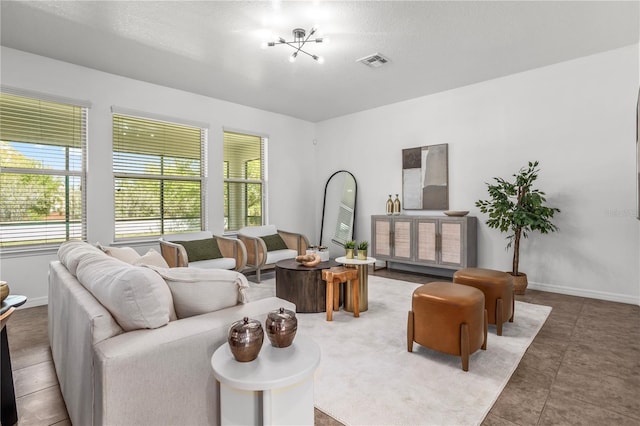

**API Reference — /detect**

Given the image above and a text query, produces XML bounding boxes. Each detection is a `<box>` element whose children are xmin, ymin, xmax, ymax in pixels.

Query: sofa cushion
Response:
<box><xmin>76</xmin><ymin>255</ymin><xmax>173</xmax><ymax>331</ymax></box>
<box><xmin>265</xmin><ymin>249</ymin><xmax>299</xmax><ymax>265</ymax></box>
<box><xmin>133</xmin><ymin>248</ymin><xmax>170</xmax><ymax>268</ymax></box>
<box><xmin>261</xmin><ymin>233</ymin><xmax>288</xmax><ymax>252</ymax></box>
<box><xmin>148</xmin><ymin>267</ymin><xmax>249</xmax><ymax>319</ymax></box>
<box><xmin>239</xmin><ymin>224</ymin><xmax>278</xmax><ymax>238</ymax></box>
<box><xmin>189</xmin><ymin>257</ymin><xmax>236</xmax><ymax>270</ymax></box>
<box><xmin>58</xmin><ymin>240</ymin><xmax>104</xmax><ymax>276</ymax></box>
<box><xmin>173</xmin><ymin>238</ymin><xmax>222</xmax><ymax>262</ymax></box>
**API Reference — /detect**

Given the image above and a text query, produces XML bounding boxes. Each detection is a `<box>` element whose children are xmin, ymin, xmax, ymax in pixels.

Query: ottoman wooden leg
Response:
<box><xmin>482</xmin><ymin>310</ymin><xmax>488</xmax><ymax>350</ymax></box>
<box><xmin>461</xmin><ymin>323</ymin><xmax>469</xmax><ymax>372</ymax></box>
<box><xmin>496</xmin><ymin>298</ymin><xmax>503</xmax><ymax>336</ymax></box>
<box><xmin>407</xmin><ymin>311</ymin><xmax>414</xmax><ymax>352</ymax></box>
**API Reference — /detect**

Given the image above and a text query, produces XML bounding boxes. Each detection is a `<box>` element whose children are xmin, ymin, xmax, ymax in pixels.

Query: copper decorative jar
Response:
<box><xmin>265</xmin><ymin>307</ymin><xmax>297</xmax><ymax>348</ymax></box>
<box><xmin>228</xmin><ymin>317</ymin><xmax>264</xmax><ymax>362</ymax></box>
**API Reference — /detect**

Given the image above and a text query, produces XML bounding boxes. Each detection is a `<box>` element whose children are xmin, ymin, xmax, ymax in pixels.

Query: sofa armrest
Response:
<box><xmin>92</xmin><ymin>297</ymin><xmax>295</xmax><ymax>426</ymax></box>
<box><xmin>278</xmin><ymin>229</ymin><xmax>310</xmax><ymax>255</ymax></box>
<box><xmin>238</xmin><ymin>234</ymin><xmax>267</xmax><ymax>269</ymax></box>
<box><xmin>159</xmin><ymin>239</ymin><xmax>188</xmax><ymax>267</ymax></box>
<box><xmin>214</xmin><ymin>234</ymin><xmax>247</xmax><ymax>271</ymax></box>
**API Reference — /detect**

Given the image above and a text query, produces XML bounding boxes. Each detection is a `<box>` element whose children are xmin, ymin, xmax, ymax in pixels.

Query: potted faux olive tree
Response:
<box><xmin>475</xmin><ymin>161</ymin><xmax>560</xmax><ymax>294</ymax></box>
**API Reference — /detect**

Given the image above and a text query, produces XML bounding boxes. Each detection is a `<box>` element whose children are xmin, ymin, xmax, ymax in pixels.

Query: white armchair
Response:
<box><xmin>238</xmin><ymin>225</ymin><xmax>310</xmax><ymax>282</ymax></box>
<box><xmin>159</xmin><ymin>231</ymin><xmax>247</xmax><ymax>271</ymax></box>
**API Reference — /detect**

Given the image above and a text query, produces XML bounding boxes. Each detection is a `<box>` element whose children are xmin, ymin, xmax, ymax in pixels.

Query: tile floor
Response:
<box><xmin>5</xmin><ymin>269</ymin><xmax>640</xmax><ymax>425</ymax></box>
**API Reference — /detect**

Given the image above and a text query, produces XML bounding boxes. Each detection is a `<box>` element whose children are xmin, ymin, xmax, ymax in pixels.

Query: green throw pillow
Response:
<box><xmin>261</xmin><ymin>234</ymin><xmax>288</xmax><ymax>252</ymax></box>
<box><xmin>174</xmin><ymin>238</ymin><xmax>223</xmax><ymax>262</ymax></box>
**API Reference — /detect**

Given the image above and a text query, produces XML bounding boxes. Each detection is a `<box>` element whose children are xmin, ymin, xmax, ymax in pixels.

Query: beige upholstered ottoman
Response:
<box><xmin>407</xmin><ymin>282</ymin><xmax>487</xmax><ymax>372</ymax></box>
<box><xmin>453</xmin><ymin>268</ymin><xmax>514</xmax><ymax>336</ymax></box>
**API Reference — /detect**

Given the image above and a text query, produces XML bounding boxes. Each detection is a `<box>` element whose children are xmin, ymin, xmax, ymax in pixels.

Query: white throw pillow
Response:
<box><xmin>133</xmin><ymin>248</ymin><xmax>170</xmax><ymax>268</ymax></box>
<box><xmin>76</xmin><ymin>255</ymin><xmax>172</xmax><ymax>330</ymax></box>
<box><xmin>148</xmin><ymin>266</ymin><xmax>249</xmax><ymax>319</ymax></box>
<box><xmin>97</xmin><ymin>244</ymin><xmax>141</xmax><ymax>264</ymax></box>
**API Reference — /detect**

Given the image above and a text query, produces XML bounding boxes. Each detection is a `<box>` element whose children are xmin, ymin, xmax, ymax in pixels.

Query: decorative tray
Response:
<box><xmin>443</xmin><ymin>210</ymin><xmax>469</xmax><ymax>217</ymax></box>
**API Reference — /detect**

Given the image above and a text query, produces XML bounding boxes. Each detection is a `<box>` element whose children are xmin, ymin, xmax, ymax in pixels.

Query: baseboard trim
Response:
<box><xmin>386</xmin><ymin>262</ymin><xmax>640</xmax><ymax>306</ymax></box>
<box><xmin>21</xmin><ymin>296</ymin><xmax>48</xmax><ymax>309</ymax></box>
<box><xmin>528</xmin><ymin>281</ymin><xmax>639</xmax><ymax>306</ymax></box>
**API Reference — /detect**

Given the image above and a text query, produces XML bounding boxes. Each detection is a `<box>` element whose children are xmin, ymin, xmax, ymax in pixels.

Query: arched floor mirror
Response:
<box><xmin>320</xmin><ymin>170</ymin><xmax>357</xmax><ymax>259</ymax></box>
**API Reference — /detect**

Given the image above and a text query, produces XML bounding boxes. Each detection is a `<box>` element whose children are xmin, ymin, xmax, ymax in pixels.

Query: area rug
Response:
<box><xmin>247</xmin><ymin>275</ymin><xmax>551</xmax><ymax>426</ymax></box>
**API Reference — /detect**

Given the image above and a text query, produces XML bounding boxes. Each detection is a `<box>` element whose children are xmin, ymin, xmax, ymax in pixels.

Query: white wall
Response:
<box><xmin>0</xmin><ymin>47</ymin><xmax>318</xmax><ymax>307</ymax></box>
<box><xmin>316</xmin><ymin>45</ymin><xmax>640</xmax><ymax>305</ymax></box>
<box><xmin>3</xmin><ymin>45</ymin><xmax>639</xmax><ymax>307</ymax></box>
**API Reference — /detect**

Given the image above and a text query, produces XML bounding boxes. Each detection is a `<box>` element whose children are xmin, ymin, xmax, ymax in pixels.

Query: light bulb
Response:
<box><xmin>316</xmin><ymin>56</ymin><xmax>325</xmax><ymax>64</ymax></box>
<box><xmin>289</xmin><ymin>52</ymin><xmax>298</xmax><ymax>62</ymax></box>
<box><xmin>260</xmin><ymin>41</ymin><xmax>268</xmax><ymax>49</ymax></box>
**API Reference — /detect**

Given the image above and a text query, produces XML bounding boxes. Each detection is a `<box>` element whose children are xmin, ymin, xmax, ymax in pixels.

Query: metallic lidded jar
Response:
<box><xmin>228</xmin><ymin>317</ymin><xmax>264</xmax><ymax>362</ymax></box>
<box><xmin>265</xmin><ymin>307</ymin><xmax>297</xmax><ymax>348</ymax></box>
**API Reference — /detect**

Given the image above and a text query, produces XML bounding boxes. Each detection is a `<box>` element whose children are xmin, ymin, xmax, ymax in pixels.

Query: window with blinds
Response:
<box><xmin>0</xmin><ymin>92</ymin><xmax>87</xmax><ymax>249</ymax></box>
<box><xmin>223</xmin><ymin>131</ymin><xmax>266</xmax><ymax>231</ymax></box>
<box><xmin>113</xmin><ymin>114</ymin><xmax>206</xmax><ymax>240</ymax></box>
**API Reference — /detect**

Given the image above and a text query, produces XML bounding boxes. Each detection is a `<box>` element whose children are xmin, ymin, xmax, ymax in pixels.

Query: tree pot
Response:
<box><xmin>509</xmin><ymin>272</ymin><xmax>528</xmax><ymax>295</ymax></box>
<box><xmin>346</xmin><ymin>248</ymin><xmax>354</xmax><ymax>259</ymax></box>
<box><xmin>357</xmin><ymin>249</ymin><xmax>367</xmax><ymax>260</ymax></box>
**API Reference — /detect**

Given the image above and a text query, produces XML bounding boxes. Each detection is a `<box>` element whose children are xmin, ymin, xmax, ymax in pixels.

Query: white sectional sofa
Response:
<box><xmin>48</xmin><ymin>241</ymin><xmax>294</xmax><ymax>426</ymax></box>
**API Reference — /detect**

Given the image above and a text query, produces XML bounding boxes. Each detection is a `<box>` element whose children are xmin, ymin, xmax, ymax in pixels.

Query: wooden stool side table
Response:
<box><xmin>322</xmin><ymin>267</ymin><xmax>359</xmax><ymax>321</ymax></box>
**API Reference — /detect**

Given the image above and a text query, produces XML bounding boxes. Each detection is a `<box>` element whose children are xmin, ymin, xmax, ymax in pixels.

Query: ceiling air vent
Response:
<box><xmin>357</xmin><ymin>53</ymin><xmax>390</xmax><ymax>68</ymax></box>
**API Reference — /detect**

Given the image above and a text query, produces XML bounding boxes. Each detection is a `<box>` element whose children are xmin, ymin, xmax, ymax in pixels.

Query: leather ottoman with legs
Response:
<box><xmin>407</xmin><ymin>282</ymin><xmax>487</xmax><ymax>372</ymax></box>
<box><xmin>453</xmin><ymin>268</ymin><xmax>514</xmax><ymax>336</ymax></box>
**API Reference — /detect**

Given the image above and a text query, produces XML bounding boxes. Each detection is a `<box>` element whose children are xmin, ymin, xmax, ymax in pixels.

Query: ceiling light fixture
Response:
<box><xmin>262</xmin><ymin>27</ymin><xmax>327</xmax><ymax>63</ymax></box>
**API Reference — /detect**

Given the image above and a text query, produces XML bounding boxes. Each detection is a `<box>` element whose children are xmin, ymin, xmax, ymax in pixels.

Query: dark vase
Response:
<box><xmin>228</xmin><ymin>317</ymin><xmax>264</xmax><ymax>362</ymax></box>
<box><xmin>265</xmin><ymin>307</ymin><xmax>297</xmax><ymax>348</ymax></box>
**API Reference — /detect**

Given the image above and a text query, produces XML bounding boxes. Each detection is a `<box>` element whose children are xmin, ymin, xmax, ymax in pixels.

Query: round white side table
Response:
<box><xmin>334</xmin><ymin>256</ymin><xmax>376</xmax><ymax>312</ymax></box>
<box><xmin>211</xmin><ymin>335</ymin><xmax>321</xmax><ymax>425</ymax></box>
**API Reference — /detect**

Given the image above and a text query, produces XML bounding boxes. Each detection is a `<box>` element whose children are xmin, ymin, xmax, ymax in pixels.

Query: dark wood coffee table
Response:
<box><xmin>275</xmin><ymin>259</ymin><xmax>338</xmax><ymax>313</ymax></box>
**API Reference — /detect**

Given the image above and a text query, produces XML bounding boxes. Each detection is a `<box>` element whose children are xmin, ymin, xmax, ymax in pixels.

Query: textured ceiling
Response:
<box><xmin>1</xmin><ymin>1</ymin><xmax>638</xmax><ymax>122</ymax></box>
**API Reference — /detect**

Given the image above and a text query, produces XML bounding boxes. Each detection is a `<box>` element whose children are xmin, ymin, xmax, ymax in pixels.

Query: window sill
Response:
<box><xmin>0</xmin><ymin>245</ymin><xmax>60</xmax><ymax>258</ymax></box>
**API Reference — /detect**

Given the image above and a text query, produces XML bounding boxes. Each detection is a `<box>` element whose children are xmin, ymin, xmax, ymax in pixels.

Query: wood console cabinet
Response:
<box><xmin>371</xmin><ymin>215</ymin><xmax>477</xmax><ymax>272</ymax></box>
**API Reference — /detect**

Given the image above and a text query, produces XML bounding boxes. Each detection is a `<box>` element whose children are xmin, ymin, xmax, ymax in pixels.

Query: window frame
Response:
<box><xmin>0</xmin><ymin>87</ymin><xmax>89</xmax><ymax>253</ymax></box>
<box><xmin>111</xmin><ymin>108</ymin><xmax>208</xmax><ymax>241</ymax></box>
<box><xmin>223</xmin><ymin>130</ymin><xmax>268</xmax><ymax>233</ymax></box>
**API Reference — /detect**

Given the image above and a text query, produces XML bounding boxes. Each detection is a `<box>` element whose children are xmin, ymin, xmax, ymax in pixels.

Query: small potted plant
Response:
<box><xmin>344</xmin><ymin>240</ymin><xmax>356</xmax><ymax>259</ymax></box>
<box><xmin>357</xmin><ymin>241</ymin><xmax>369</xmax><ymax>260</ymax></box>
<box><xmin>475</xmin><ymin>161</ymin><xmax>560</xmax><ymax>294</ymax></box>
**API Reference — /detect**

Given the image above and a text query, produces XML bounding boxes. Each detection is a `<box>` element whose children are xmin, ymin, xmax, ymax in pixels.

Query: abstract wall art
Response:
<box><xmin>402</xmin><ymin>143</ymin><xmax>449</xmax><ymax>210</ymax></box>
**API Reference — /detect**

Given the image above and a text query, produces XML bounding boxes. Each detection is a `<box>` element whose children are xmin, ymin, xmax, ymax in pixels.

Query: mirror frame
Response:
<box><xmin>319</xmin><ymin>170</ymin><xmax>357</xmax><ymax>246</ymax></box>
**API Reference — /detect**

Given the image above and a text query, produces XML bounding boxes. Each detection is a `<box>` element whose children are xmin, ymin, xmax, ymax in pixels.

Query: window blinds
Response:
<box><xmin>113</xmin><ymin>114</ymin><xmax>206</xmax><ymax>239</ymax></box>
<box><xmin>0</xmin><ymin>92</ymin><xmax>87</xmax><ymax>248</ymax></box>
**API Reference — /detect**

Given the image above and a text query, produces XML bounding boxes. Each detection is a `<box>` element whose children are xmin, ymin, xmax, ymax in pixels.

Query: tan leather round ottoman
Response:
<box><xmin>407</xmin><ymin>282</ymin><xmax>487</xmax><ymax>372</ymax></box>
<box><xmin>453</xmin><ymin>268</ymin><xmax>514</xmax><ymax>336</ymax></box>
